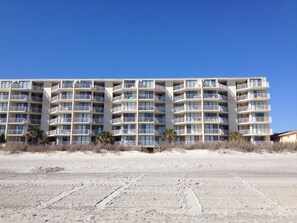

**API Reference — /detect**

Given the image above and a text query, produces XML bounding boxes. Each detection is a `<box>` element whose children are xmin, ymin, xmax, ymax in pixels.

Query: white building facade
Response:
<box><xmin>0</xmin><ymin>77</ymin><xmax>272</xmax><ymax>146</ymax></box>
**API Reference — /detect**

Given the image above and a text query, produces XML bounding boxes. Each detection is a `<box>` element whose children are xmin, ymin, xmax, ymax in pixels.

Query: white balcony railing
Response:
<box><xmin>8</xmin><ymin>118</ymin><xmax>27</xmax><ymax>123</ymax></box>
<box><xmin>237</xmin><ymin>116</ymin><xmax>272</xmax><ymax>124</ymax></box>
<box><xmin>138</xmin><ymin>117</ymin><xmax>154</xmax><ymax>122</ymax></box>
<box><xmin>138</xmin><ymin>129</ymin><xmax>155</xmax><ymax>134</ymax></box>
<box><xmin>173</xmin><ymin>84</ymin><xmax>184</xmax><ymax>91</ymax></box>
<box><xmin>9</xmin><ymin>106</ymin><xmax>27</xmax><ymax>112</ymax></box>
<box><xmin>7</xmin><ymin>130</ymin><xmax>25</xmax><ymax>135</ymax></box>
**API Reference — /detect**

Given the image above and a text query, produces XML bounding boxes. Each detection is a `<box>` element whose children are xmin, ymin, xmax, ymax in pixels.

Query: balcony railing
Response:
<box><xmin>155</xmin><ymin>118</ymin><xmax>165</xmax><ymax>123</ymax></box>
<box><xmin>50</xmin><ymin>106</ymin><xmax>72</xmax><ymax>113</ymax></box>
<box><xmin>75</xmin><ymin>95</ymin><xmax>92</xmax><ymax>100</ymax></box>
<box><xmin>9</xmin><ymin>106</ymin><xmax>27</xmax><ymax>112</ymax></box>
<box><xmin>237</xmin><ymin>93</ymin><xmax>270</xmax><ymax>101</ymax></box>
<box><xmin>139</xmin><ymin>105</ymin><xmax>154</xmax><ymax>111</ymax></box>
<box><xmin>51</xmin><ymin>83</ymin><xmax>73</xmax><ymax>91</ymax></box>
<box><xmin>173</xmin><ymin>84</ymin><xmax>184</xmax><ymax>91</ymax></box>
<box><xmin>74</xmin><ymin>83</ymin><xmax>92</xmax><ymax>89</ymax></box>
<box><xmin>155</xmin><ymin>84</ymin><xmax>165</xmax><ymax>91</ymax></box>
<box><xmin>49</xmin><ymin>117</ymin><xmax>72</xmax><ymax>124</ymax></box>
<box><xmin>139</xmin><ymin>94</ymin><xmax>154</xmax><ymax>100</ymax></box>
<box><xmin>138</xmin><ymin>129</ymin><xmax>155</xmax><ymax>134</ymax></box>
<box><xmin>111</xmin><ymin>117</ymin><xmax>122</xmax><ymax>124</ymax></box>
<box><xmin>155</xmin><ymin>107</ymin><xmax>165</xmax><ymax>112</ymax></box>
<box><xmin>173</xmin><ymin>95</ymin><xmax>184</xmax><ymax>101</ymax></box>
<box><xmin>29</xmin><ymin>107</ymin><xmax>42</xmax><ymax>113</ymax></box>
<box><xmin>237</xmin><ymin>105</ymin><xmax>271</xmax><ymax>112</ymax></box>
<box><xmin>155</xmin><ymin>96</ymin><xmax>165</xmax><ymax>101</ymax></box>
<box><xmin>32</xmin><ymin>85</ymin><xmax>43</xmax><ymax>91</ymax></box>
<box><xmin>48</xmin><ymin>129</ymin><xmax>71</xmax><ymax>135</ymax></box>
<box><xmin>0</xmin><ymin>107</ymin><xmax>8</xmax><ymax>112</ymax></box>
<box><xmin>138</xmin><ymin>117</ymin><xmax>154</xmax><ymax>122</ymax></box>
<box><xmin>236</xmin><ymin>82</ymin><xmax>269</xmax><ymax>90</ymax></box>
<box><xmin>73</xmin><ymin>117</ymin><xmax>92</xmax><ymax>123</ymax></box>
<box><xmin>239</xmin><ymin>129</ymin><xmax>272</xmax><ymax>135</ymax></box>
<box><xmin>0</xmin><ymin>95</ymin><xmax>9</xmax><ymax>100</ymax></box>
<box><xmin>72</xmin><ymin>129</ymin><xmax>92</xmax><ymax>135</ymax></box>
<box><xmin>113</xmin><ymin>84</ymin><xmax>122</xmax><ymax>91</ymax></box>
<box><xmin>11</xmin><ymin>84</ymin><xmax>31</xmax><ymax>89</ymax></box>
<box><xmin>0</xmin><ymin>118</ymin><xmax>7</xmax><ymax>123</ymax></box>
<box><xmin>8</xmin><ymin>118</ymin><xmax>27</xmax><ymax>123</ymax></box>
<box><xmin>73</xmin><ymin>106</ymin><xmax>92</xmax><ymax>111</ymax></box>
<box><xmin>237</xmin><ymin>116</ymin><xmax>272</xmax><ymax>124</ymax></box>
<box><xmin>94</xmin><ymin>85</ymin><xmax>105</xmax><ymax>91</ymax></box>
<box><xmin>7</xmin><ymin>130</ymin><xmax>25</xmax><ymax>135</ymax></box>
<box><xmin>123</xmin><ymin>117</ymin><xmax>136</xmax><ymax>122</ymax></box>
<box><xmin>10</xmin><ymin>95</ymin><xmax>29</xmax><ymax>100</ymax></box>
<box><xmin>29</xmin><ymin>119</ymin><xmax>41</xmax><ymax>124</ymax></box>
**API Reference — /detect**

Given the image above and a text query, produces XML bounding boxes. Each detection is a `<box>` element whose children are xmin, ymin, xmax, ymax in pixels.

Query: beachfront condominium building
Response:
<box><xmin>0</xmin><ymin>77</ymin><xmax>272</xmax><ymax>146</ymax></box>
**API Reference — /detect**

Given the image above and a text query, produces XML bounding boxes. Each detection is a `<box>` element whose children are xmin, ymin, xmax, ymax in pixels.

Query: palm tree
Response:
<box><xmin>229</xmin><ymin>131</ymin><xmax>245</xmax><ymax>141</ymax></box>
<box><xmin>162</xmin><ymin>128</ymin><xmax>177</xmax><ymax>145</ymax></box>
<box><xmin>26</xmin><ymin>126</ymin><xmax>47</xmax><ymax>145</ymax></box>
<box><xmin>0</xmin><ymin>133</ymin><xmax>6</xmax><ymax>145</ymax></box>
<box><xmin>96</xmin><ymin>131</ymin><xmax>114</xmax><ymax>145</ymax></box>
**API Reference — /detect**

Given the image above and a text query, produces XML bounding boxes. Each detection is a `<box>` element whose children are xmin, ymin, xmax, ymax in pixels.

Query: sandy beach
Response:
<box><xmin>0</xmin><ymin>150</ymin><xmax>296</xmax><ymax>222</ymax></box>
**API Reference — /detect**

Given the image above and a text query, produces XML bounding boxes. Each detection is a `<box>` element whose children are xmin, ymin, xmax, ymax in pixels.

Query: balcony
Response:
<box><xmin>155</xmin><ymin>118</ymin><xmax>165</xmax><ymax>124</ymax></box>
<box><xmin>173</xmin><ymin>95</ymin><xmax>184</xmax><ymax>101</ymax></box>
<box><xmin>51</xmin><ymin>83</ymin><xmax>73</xmax><ymax>91</ymax></box>
<box><xmin>29</xmin><ymin>119</ymin><xmax>41</xmax><ymax>125</ymax></box>
<box><xmin>8</xmin><ymin>118</ymin><xmax>28</xmax><ymax>123</ymax></box>
<box><xmin>31</xmin><ymin>96</ymin><xmax>43</xmax><ymax>102</ymax></box>
<box><xmin>48</xmin><ymin>129</ymin><xmax>71</xmax><ymax>136</ymax></box>
<box><xmin>0</xmin><ymin>107</ymin><xmax>8</xmax><ymax>112</ymax></box>
<box><xmin>237</xmin><ymin>105</ymin><xmax>271</xmax><ymax>113</ymax></box>
<box><xmin>73</xmin><ymin>106</ymin><xmax>92</xmax><ymax>112</ymax></box>
<box><xmin>203</xmin><ymin>105</ymin><xmax>228</xmax><ymax>112</ymax></box>
<box><xmin>204</xmin><ymin>129</ymin><xmax>228</xmax><ymax>135</ymax></box>
<box><xmin>10</xmin><ymin>95</ymin><xmax>30</xmax><ymax>100</ymax></box>
<box><xmin>123</xmin><ymin>117</ymin><xmax>136</xmax><ymax>122</ymax></box>
<box><xmin>236</xmin><ymin>82</ymin><xmax>269</xmax><ymax>90</ymax></box>
<box><xmin>7</xmin><ymin>130</ymin><xmax>25</xmax><ymax>135</ymax></box>
<box><xmin>155</xmin><ymin>107</ymin><xmax>165</xmax><ymax>112</ymax></box>
<box><xmin>0</xmin><ymin>95</ymin><xmax>9</xmax><ymax>100</ymax></box>
<box><xmin>94</xmin><ymin>85</ymin><xmax>105</xmax><ymax>91</ymax></box>
<box><xmin>113</xmin><ymin>84</ymin><xmax>122</xmax><ymax>91</ymax></box>
<box><xmin>173</xmin><ymin>84</ymin><xmax>185</xmax><ymax>91</ymax></box>
<box><xmin>111</xmin><ymin>117</ymin><xmax>122</xmax><ymax>124</ymax></box>
<box><xmin>11</xmin><ymin>84</ymin><xmax>31</xmax><ymax>90</ymax></box>
<box><xmin>155</xmin><ymin>96</ymin><xmax>165</xmax><ymax>101</ymax></box>
<box><xmin>138</xmin><ymin>117</ymin><xmax>154</xmax><ymax>122</ymax></box>
<box><xmin>138</xmin><ymin>83</ymin><xmax>154</xmax><ymax>89</ymax></box>
<box><xmin>0</xmin><ymin>118</ymin><xmax>7</xmax><ymax>123</ymax></box>
<box><xmin>123</xmin><ymin>83</ymin><xmax>136</xmax><ymax>89</ymax></box>
<box><xmin>50</xmin><ymin>106</ymin><xmax>72</xmax><ymax>113</ymax></box>
<box><xmin>186</xmin><ymin>130</ymin><xmax>202</xmax><ymax>135</ymax></box>
<box><xmin>237</xmin><ymin>117</ymin><xmax>272</xmax><ymax>124</ymax></box>
<box><xmin>51</xmin><ymin>95</ymin><xmax>73</xmax><ymax>102</ymax></box>
<box><xmin>74</xmin><ymin>83</ymin><xmax>92</xmax><ymax>89</ymax></box>
<box><xmin>155</xmin><ymin>84</ymin><xmax>165</xmax><ymax>91</ymax></box>
<box><xmin>204</xmin><ymin>94</ymin><xmax>228</xmax><ymax>101</ymax></box>
<box><xmin>112</xmin><ymin>129</ymin><xmax>137</xmax><ymax>135</ymax></box>
<box><xmin>139</xmin><ymin>94</ymin><xmax>154</xmax><ymax>100</ymax></box>
<box><xmin>239</xmin><ymin>129</ymin><xmax>272</xmax><ymax>135</ymax></box>
<box><xmin>32</xmin><ymin>85</ymin><xmax>43</xmax><ymax>91</ymax></box>
<box><xmin>74</xmin><ymin>95</ymin><xmax>92</xmax><ymax>100</ymax></box>
<box><xmin>139</xmin><ymin>105</ymin><xmax>154</xmax><ymax>111</ymax></box>
<box><xmin>92</xmin><ymin>119</ymin><xmax>104</xmax><ymax>125</ymax></box>
<box><xmin>49</xmin><ymin>118</ymin><xmax>72</xmax><ymax>125</ymax></box>
<box><xmin>72</xmin><ymin>129</ymin><xmax>93</xmax><ymax>135</ymax></box>
<box><xmin>73</xmin><ymin>117</ymin><xmax>92</xmax><ymax>123</ymax></box>
<box><xmin>138</xmin><ymin>129</ymin><xmax>155</xmax><ymax>134</ymax></box>
<box><xmin>9</xmin><ymin>106</ymin><xmax>28</xmax><ymax>112</ymax></box>
<box><xmin>29</xmin><ymin>107</ymin><xmax>42</xmax><ymax>113</ymax></box>
<box><xmin>237</xmin><ymin>93</ymin><xmax>270</xmax><ymax>101</ymax></box>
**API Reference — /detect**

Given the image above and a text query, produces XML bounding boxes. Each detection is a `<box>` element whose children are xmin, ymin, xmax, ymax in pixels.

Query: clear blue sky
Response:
<box><xmin>0</xmin><ymin>0</ymin><xmax>296</xmax><ymax>133</ymax></box>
